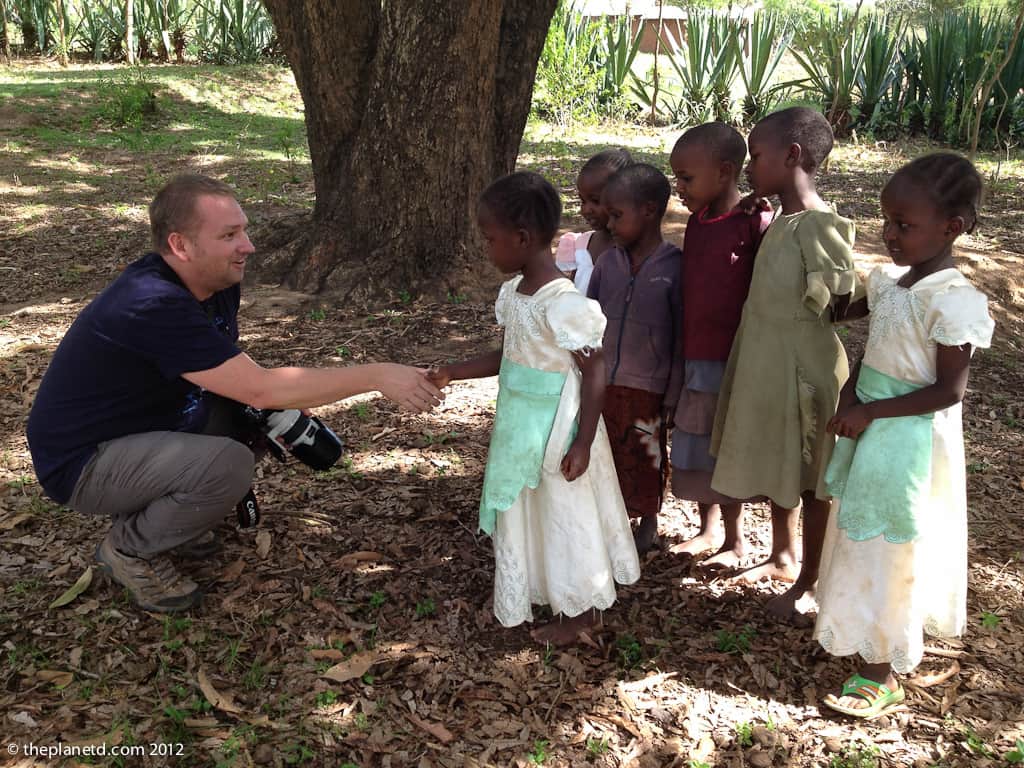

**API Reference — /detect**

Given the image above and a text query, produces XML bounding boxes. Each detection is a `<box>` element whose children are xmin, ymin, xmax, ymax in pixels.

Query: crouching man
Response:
<box><xmin>26</xmin><ymin>174</ymin><xmax>443</xmax><ymax>613</ymax></box>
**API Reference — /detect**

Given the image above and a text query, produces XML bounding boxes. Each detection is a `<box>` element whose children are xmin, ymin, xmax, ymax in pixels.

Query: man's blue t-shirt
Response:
<box><xmin>27</xmin><ymin>252</ymin><xmax>242</xmax><ymax>504</ymax></box>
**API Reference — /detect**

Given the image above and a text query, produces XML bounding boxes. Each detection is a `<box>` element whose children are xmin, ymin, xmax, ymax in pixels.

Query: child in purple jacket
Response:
<box><xmin>588</xmin><ymin>164</ymin><xmax>683</xmax><ymax>553</ymax></box>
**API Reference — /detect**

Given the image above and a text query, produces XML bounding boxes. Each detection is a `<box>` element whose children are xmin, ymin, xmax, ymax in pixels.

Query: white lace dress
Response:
<box><xmin>814</xmin><ymin>266</ymin><xmax>994</xmax><ymax>673</ymax></box>
<box><xmin>491</xmin><ymin>276</ymin><xmax>641</xmax><ymax>627</ymax></box>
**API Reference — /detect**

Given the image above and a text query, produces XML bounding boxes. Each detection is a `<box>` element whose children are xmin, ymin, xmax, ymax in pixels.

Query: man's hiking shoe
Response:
<box><xmin>95</xmin><ymin>536</ymin><xmax>201</xmax><ymax>613</ymax></box>
<box><xmin>173</xmin><ymin>530</ymin><xmax>222</xmax><ymax>559</ymax></box>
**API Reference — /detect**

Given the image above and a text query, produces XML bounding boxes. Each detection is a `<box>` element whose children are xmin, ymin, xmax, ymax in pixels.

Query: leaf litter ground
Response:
<box><xmin>1</xmin><ymin>63</ymin><xmax>1024</xmax><ymax>768</ymax></box>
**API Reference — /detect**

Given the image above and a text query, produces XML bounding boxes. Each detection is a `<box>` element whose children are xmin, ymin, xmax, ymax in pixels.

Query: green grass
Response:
<box><xmin>716</xmin><ymin>624</ymin><xmax>756</xmax><ymax>654</ymax></box>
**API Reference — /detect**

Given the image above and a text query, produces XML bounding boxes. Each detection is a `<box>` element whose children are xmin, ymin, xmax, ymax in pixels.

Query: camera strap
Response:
<box><xmin>235</xmin><ymin>487</ymin><xmax>260</xmax><ymax>528</ymax></box>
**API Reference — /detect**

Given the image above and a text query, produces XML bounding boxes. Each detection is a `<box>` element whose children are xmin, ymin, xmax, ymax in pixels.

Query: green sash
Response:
<box><xmin>478</xmin><ymin>357</ymin><xmax>570</xmax><ymax>535</ymax></box>
<box><xmin>825</xmin><ymin>364</ymin><xmax>933</xmax><ymax>544</ymax></box>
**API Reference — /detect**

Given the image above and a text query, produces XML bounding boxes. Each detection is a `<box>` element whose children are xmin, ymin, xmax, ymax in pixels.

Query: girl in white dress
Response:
<box><xmin>429</xmin><ymin>172</ymin><xmax>640</xmax><ymax>646</ymax></box>
<box><xmin>815</xmin><ymin>153</ymin><xmax>995</xmax><ymax>718</ymax></box>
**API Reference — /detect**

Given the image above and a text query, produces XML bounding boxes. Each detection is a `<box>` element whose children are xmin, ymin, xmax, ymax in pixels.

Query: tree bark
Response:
<box><xmin>55</xmin><ymin>0</ymin><xmax>68</xmax><ymax>66</ymax></box>
<box><xmin>261</xmin><ymin>0</ymin><xmax>557</xmax><ymax>300</ymax></box>
<box><xmin>125</xmin><ymin>0</ymin><xmax>135</xmax><ymax>65</ymax></box>
<box><xmin>0</xmin><ymin>0</ymin><xmax>11</xmax><ymax>63</ymax></box>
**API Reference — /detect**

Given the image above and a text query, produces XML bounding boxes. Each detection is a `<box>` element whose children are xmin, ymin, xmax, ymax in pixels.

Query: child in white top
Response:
<box><xmin>815</xmin><ymin>153</ymin><xmax>994</xmax><ymax>718</ymax></box>
<box><xmin>429</xmin><ymin>172</ymin><xmax>640</xmax><ymax>646</ymax></box>
<box><xmin>555</xmin><ymin>148</ymin><xmax>632</xmax><ymax>293</ymax></box>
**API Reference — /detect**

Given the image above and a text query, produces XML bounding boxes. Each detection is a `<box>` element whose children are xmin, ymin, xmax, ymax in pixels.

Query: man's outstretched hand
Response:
<box><xmin>377</xmin><ymin>364</ymin><xmax>445</xmax><ymax>412</ymax></box>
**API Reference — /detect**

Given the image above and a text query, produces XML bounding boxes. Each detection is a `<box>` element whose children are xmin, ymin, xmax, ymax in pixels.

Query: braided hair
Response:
<box><xmin>580</xmin><ymin>148</ymin><xmax>634</xmax><ymax>177</ymax></box>
<box><xmin>885</xmin><ymin>152</ymin><xmax>983</xmax><ymax>233</ymax></box>
<box><xmin>479</xmin><ymin>171</ymin><xmax>562</xmax><ymax>244</ymax></box>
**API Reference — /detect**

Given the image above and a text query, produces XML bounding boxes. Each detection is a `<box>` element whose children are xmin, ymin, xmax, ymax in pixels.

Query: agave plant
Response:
<box><xmin>790</xmin><ymin>6</ymin><xmax>870</xmax><ymax>136</ymax></box>
<box><xmin>135</xmin><ymin>0</ymin><xmax>196</xmax><ymax>61</ymax></box>
<box><xmin>195</xmin><ymin>0</ymin><xmax>275</xmax><ymax>64</ymax></box>
<box><xmin>914</xmin><ymin>13</ymin><xmax>965</xmax><ymax>140</ymax></box>
<box><xmin>641</xmin><ymin>9</ymin><xmax>736</xmax><ymax>126</ymax></box>
<box><xmin>12</xmin><ymin>0</ymin><xmax>51</xmax><ymax>52</ymax></box>
<box><xmin>735</xmin><ymin>10</ymin><xmax>791</xmax><ymax>125</ymax></box>
<box><xmin>992</xmin><ymin>23</ymin><xmax>1024</xmax><ymax>140</ymax></box>
<box><xmin>532</xmin><ymin>0</ymin><xmax>604</xmax><ymax>125</ymax></box>
<box><xmin>64</xmin><ymin>0</ymin><xmax>110</xmax><ymax>61</ymax></box>
<box><xmin>709</xmin><ymin>13</ymin><xmax>742</xmax><ymax>122</ymax></box>
<box><xmin>856</xmin><ymin>15</ymin><xmax>904</xmax><ymax>128</ymax></box>
<box><xmin>955</xmin><ymin>8</ymin><xmax>1007</xmax><ymax>143</ymax></box>
<box><xmin>598</xmin><ymin>11</ymin><xmax>642</xmax><ymax>111</ymax></box>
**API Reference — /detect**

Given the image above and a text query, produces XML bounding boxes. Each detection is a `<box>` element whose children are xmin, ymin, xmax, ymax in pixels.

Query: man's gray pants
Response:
<box><xmin>68</xmin><ymin>409</ymin><xmax>254</xmax><ymax>557</ymax></box>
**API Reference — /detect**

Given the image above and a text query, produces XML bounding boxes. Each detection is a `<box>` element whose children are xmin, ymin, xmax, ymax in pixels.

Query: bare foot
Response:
<box><xmin>530</xmin><ymin>610</ymin><xmax>597</xmax><ymax>647</ymax></box>
<box><xmin>767</xmin><ymin>580</ymin><xmax>817</xmax><ymax>626</ymax></box>
<box><xmin>668</xmin><ymin>530</ymin><xmax>722</xmax><ymax>558</ymax></box>
<box><xmin>633</xmin><ymin>515</ymin><xmax>659</xmax><ymax>554</ymax></box>
<box><xmin>698</xmin><ymin>541</ymin><xmax>749</xmax><ymax>572</ymax></box>
<box><xmin>731</xmin><ymin>558</ymin><xmax>798</xmax><ymax>585</ymax></box>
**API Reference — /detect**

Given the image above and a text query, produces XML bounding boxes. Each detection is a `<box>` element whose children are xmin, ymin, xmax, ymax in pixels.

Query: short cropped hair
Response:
<box><xmin>674</xmin><ymin>122</ymin><xmax>747</xmax><ymax>177</ymax></box>
<box><xmin>756</xmin><ymin>107</ymin><xmax>834</xmax><ymax>173</ymax></box>
<box><xmin>886</xmin><ymin>152</ymin><xmax>983</xmax><ymax>233</ymax></box>
<box><xmin>479</xmin><ymin>171</ymin><xmax>562</xmax><ymax>244</ymax></box>
<box><xmin>603</xmin><ymin>163</ymin><xmax>672</xmax><ymax>217</ymax></box>
<box><xmin>149</xmin><ymin>174</ymin><xmax>237</xmax><ymax>253</ymax></box>
<box><xmin>580</xmin><ymin>148</ymin><xmax>633</xmax><ymax>177</ymax></box>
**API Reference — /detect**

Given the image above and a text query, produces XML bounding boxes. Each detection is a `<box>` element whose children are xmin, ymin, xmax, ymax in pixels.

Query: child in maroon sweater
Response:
<box><xmin>588</xmin><ymin>164</ymin><xmax>683</xmax><ymax>553</ymax></box>
<box><xmin>668</xmin><ymin>123</ymin><xmax>772</xmax><ymax>568</ymax></box>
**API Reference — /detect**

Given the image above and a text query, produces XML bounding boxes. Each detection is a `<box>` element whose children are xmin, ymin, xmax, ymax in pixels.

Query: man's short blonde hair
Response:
<box><xmin>149</xmin><ymin>174</ymin><xmax>237</xmax><ymax>253</ymax></box>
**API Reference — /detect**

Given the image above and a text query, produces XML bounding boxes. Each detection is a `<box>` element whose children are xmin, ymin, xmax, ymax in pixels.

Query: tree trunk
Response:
<box><xmin>0</xmin><ymin>0</ymin><xmax>10</xmax><ymax>64</ymax></box>
<box><xmin>0</xmin><ymin>0</ymin><xmax>10</xmax><ymax>63</ymax></box>
<box><xmin>125</xmin><ymin>0</ymin><xmax>135</xmax><ymax>65</ymax></box>
<box><xmin>261</xmin><ymin>0</ymin><xmax>557</xmax><ymax>301</ymax></box>
<box><xmin>55</xmin><ymin>0</ymin><xmax>67</xmax><ymax>66</ymax></box>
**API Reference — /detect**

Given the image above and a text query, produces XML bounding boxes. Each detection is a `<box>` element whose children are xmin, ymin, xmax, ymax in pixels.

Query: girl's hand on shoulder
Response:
<box><xmin>828</xmin><ymin>403</ymin><xmax>873</xmax><ymax>439</ymax></box>
<box><xmin>560</xmin><ymin>438</ymin><xmax>591</xmax><ymax>482</ymax></box>
<box><xmin>735</xmin><ymin>193</ymin><xmax>771</xmax><ymax>216</ymax></box>
<box><xmin>425</xmin><ymin>365</ymin><xmax>452</xmax><ymax>389</ymax></box>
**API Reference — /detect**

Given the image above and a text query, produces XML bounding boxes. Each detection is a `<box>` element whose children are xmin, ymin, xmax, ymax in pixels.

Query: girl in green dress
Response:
<box><xmin>710</xmin><ymin>107</ymin><xmax>859</xmax><ymax>621</ymax></box>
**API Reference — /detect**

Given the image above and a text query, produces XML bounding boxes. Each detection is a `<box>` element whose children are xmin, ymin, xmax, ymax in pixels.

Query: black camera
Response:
<box><xmin>244</xmin><ymin>407</ymin><xmax>344</xmax><ymax>471</ymax></box>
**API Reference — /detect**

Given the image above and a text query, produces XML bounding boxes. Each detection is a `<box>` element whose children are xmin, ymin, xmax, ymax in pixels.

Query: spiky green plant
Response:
<box><xmin>709</xmin><ymin>13</ymin><xmax>742</xmax><ymax>122</ymax></box>
<box><xmin>735</xmin><ymin>11</ymin><xmax>792</xmax><ymax>124</ymax></box>
<box><xmin>532</xmin><ymin>0</ymin><xmax>605</xmax><ymax>124</ymax></box>
<box><xmin>790</xmin><ymin>6</ymin><xmax>870</xmax><ymax>136</ymax></box>
<box><xmin>914</xmin><ymin>13</ymin><xmax>965</xmax><ymax>139</ymax></box>
<box><xmin>598</xmin><ymin>11</ymin><xmax>642</xmax><ymax>112</ymax></box>
<box><xmin>195</xmin><ymin>0</ymin><xmax>274</xmax><ymax>64</ymax></box>
<box><xmin>856</xmin><ymin>15</ymin><xmax>904</xmax><ymax>128</ymax></box>
<box><xmin>641</xmin><ymin>9</ymin><xmax>736</xmax><ymax>125</ymax></box>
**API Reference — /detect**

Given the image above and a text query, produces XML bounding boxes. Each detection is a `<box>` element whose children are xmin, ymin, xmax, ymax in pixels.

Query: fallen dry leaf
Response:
<box><xmin>218</xmin><ymin>558</ymin><xmax>246</xmax><ymax>582</ymax></box>
<box><xmin>321</xmin><ymin>651</ymin><xmax>378</xmax><ymax>683</ymax></box>
<box><xmin>404</xmin><ymin>711</ymin><xmax>454</xmax><ymax>744</ymax></box>
<box><xmin>254</xmin><ymin>530</ymin><xmax>272</xmax><ymax>559</ymax></box>
<box><xmin>197</xmin><ymin>667</ymin><xmax>243</xmax><ymax>715</ymax></box>
<box><xmin>48</xmin><ymin>566</ymin><xmax>93</xmax><ymax>609</ymax></box>
<box><xmin>310</xmin><ymin>648</ymin><xmax>346</xmax><ymax>661</ymax></box>
<box><xmin>336</xmin><ymin>550</ymin><xmax>385</xmax><ymax>569</ymax></box>
<box><xmin>37</xmin><ymin>669</ymin><xmax>74</xmax><ymax>688</ymax></box>
<box><xmin>0</xmin><ymin>512</ymin><xmax>33</xmax><ymax>531</ymax></box>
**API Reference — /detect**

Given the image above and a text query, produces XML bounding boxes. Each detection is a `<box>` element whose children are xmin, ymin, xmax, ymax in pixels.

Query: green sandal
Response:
<box><xmin>823</xmin><ymin>673</ymin><xmax>905</xmax><ymax>719</ymax></box>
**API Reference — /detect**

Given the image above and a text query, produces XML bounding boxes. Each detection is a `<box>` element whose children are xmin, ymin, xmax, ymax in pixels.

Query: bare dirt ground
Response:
<box><xmin>1</xmin><ymin>63</ymin><xmax>1023</xmax><ymax>768</ymax></box>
